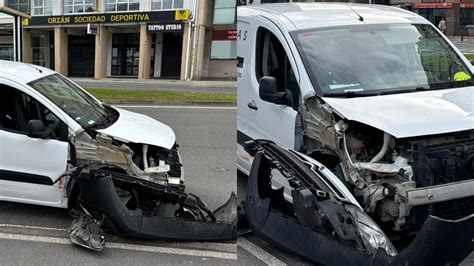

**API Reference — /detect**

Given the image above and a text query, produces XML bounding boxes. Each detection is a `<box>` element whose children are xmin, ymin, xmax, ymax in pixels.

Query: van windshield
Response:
<box><xmin>29</xmin><ymin>74</ymin><xmax>111</xmax><ymax>129</ymax></box>
<box><xmin>292</xmin><ymin>23</ymin><xmax>474</xmax><ymax>97</ymax></box>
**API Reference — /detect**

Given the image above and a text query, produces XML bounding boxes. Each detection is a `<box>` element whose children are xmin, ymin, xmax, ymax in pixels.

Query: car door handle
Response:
<box><xmin>247</xmin><ymin>102</ymin><xmax>258</xmax><ymax>110</ymax></box>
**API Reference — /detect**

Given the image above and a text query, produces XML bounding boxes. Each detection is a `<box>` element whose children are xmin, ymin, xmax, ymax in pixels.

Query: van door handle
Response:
<box><xmin>247</xmin><ymin>101</ymin><xmax>258</xmax><ymax>110</ymax></box>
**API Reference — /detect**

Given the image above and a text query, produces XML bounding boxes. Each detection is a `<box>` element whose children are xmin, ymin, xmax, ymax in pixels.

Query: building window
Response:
<box><xmin>32</xmin><ymin>35</ymin><xmax>46</xmax><ymax>67</ymax></box>
<box><xmin>461</xmin><ymin>9</ymin><xmax>474</xmax><ymax>26</ymax></box>
<box><xmin>105</xmin><ymin>0</ymin><xmax>140</xmax><ymax>12</ymax></box>
<box><xmin>211</xmin><ymin>41</ymin><xmax>237</xmax><ymax>59</ymax></box>
<box><xmin>0</xmin><ymin>45</ymin><xmax>14</xmax><ymax>61</ymax></box>
<box><xmin>6</xmin><ymin>0</ymin><xmax>30</xmax><ymax>14</ymax></box>
<box><xmin>213</xmin><ymin>0</ymin><xmax>236</xmax><ymax>25</ymax></box>
<box><xmin>32</xmin><ymin>0</ymin><xmax>53</xmax><ymax>15</ymax></box>
<box><xmin>111</xmin><ymin>33</ymin><xmax>140</xmax><ymax>76</ymax></box>
<box><xmin>64</xmin><ymin>0</ymin><xmax>96</xmax><ymax>14</ymax></box>
<box><xmin>151</xmin><ymin>0</ymin><xmax>183</xmax><ymax>10</ymax></box>
<box><xmin>417</xmin><ymin>9</ymin><xmax>447</xmax><ymax>26</ymax></box>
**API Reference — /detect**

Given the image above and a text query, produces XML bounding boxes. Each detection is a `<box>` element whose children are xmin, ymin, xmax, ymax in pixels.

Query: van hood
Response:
<box><xmin>97</xmin><ymin>107</ymin><xmax>176</xmax><ymax>149</ymax></box>
<box><xmin>322</xmin><ymin>86</ymin><xmax>474</xmax><ymax>138</ymax></box>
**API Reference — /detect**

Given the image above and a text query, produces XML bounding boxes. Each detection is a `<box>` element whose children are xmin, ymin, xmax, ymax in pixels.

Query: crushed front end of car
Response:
<box><xmin>63</xmin><ymin>117</ymin><xmax>236</xmax><ymax>249</ymax></box>
<box><xmin>244</xmin><ymin>140</ymin><xmax>474</xmax><ymax>265</ymax></box>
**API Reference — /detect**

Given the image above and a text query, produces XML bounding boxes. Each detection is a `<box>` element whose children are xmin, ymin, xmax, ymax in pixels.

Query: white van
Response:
<box><xmin>237</xmin><ymin>3</ymin><xmax>473</xmax><ymax>264</ymax></box>
<box><xmin>0</xmin><ymin>61</ymin><xmax>236</xmax><ymax>247</ymax></box>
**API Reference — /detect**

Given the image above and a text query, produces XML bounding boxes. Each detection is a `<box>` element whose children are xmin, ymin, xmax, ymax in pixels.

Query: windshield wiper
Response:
<box><xmin>323</xmin><ymin>90</ymin><xmax>378</xmax><ymax>98</ymax></box>
<box><xmin>379</xmin><ymin>86</ymin><xmax>430</xmax><ymax>95</ymax></box>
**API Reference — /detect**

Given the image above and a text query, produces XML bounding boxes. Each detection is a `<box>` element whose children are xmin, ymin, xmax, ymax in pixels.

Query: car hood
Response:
<box><xmin>322</xmin><ymin>86</ymin><xmax>474</xmax><ymax>138</ymax></box>
<box><xmin>97</xmin><ymin>107</ymin><xmax>176</xmax><ymax>149</ymax></box>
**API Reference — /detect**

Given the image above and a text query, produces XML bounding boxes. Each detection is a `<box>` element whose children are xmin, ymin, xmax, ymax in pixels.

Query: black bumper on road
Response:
<box><xmin>75</xmin><ymin>168</ymin><xmax>237</xmax><ymax>242</ymax></box>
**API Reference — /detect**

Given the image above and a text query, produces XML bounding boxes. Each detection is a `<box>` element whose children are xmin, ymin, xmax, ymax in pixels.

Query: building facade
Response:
<box><xmin>240</xmin><ymin>0</ymin><xmax>474</xmax><ymax>36</ymax></box>
<box><xmin>0</xmin><ymin>0</ymin><xmax>237</xmax><ymax>80</ymax></box>
<box><xmin>392</xmin><ymin>0</ymin><xmax>474</xmax><ymax>36</ymax></box>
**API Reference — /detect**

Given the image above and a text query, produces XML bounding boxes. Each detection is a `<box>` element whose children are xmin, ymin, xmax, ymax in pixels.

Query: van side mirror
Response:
<box><xmin>259</xmin><ymin>76</ymin><xmax>293</xmax><ymax>106</ymax></box>
<box><xmin>26</xmin><ymin>120</ymin><xmax>55</xmax><ymax>139</ymax></box>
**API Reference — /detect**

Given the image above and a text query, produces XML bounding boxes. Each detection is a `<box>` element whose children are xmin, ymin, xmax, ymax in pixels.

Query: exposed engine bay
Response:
<box><xmin>73</xmin><ymin>129</ymin><xmax>184</xmax><ymax>189</ymax></box>
<box><xmin>299</xmin><ymin>96</ymin><xmax>474</xmax><ymax>250</ymax></box>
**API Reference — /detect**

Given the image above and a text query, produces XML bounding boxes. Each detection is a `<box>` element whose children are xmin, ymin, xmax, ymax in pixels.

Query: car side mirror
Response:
<box><xmin>26</xmin><ymin>120</ymin><xmax>55</xmax><ymax>139</ymax></box>
<box><xmin>259</xmin><ymin>76</ymin><xmax>293</xmax><ymax>106</ymax></box>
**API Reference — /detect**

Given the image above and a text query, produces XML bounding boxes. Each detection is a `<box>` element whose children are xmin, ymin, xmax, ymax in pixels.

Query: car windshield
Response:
<box><xmin>292</xmin><ymin>23</ymin><xmax>474</xmax><ymax>97</ymax></box>
<box><xmin>29</xmin><ymin>74</ymin><xmax>109</xmax><ymax>128</ymax></box>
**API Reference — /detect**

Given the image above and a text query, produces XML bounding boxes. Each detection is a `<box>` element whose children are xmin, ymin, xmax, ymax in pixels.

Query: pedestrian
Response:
<box><xmin>438</xmin><ymin>17</ymin><xmax>447</xmax><ymax>35</ymax></box>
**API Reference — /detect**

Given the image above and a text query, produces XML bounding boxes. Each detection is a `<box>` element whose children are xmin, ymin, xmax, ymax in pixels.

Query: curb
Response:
<box><xmin>102</xmin><ymin>100</ymin><xmax>237</xmax><ymax>106</ymax></box>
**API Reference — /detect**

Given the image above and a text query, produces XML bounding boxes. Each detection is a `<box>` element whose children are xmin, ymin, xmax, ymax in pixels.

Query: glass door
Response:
<box><xmin>111</xmin><ymin>33</ymin><xmax>140</xmax><ymax>76</ymax></box>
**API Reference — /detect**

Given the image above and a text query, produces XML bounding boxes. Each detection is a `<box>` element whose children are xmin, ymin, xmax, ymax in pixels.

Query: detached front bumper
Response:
<box><xmin>75</xmin><ymin>168</ymin><xmax>237</xmax><ymax>242</ymax></box>
<box><xmin>246</xmin><ymin>151</ymin><xmax>474</xmax><ymax>265</ymax></box>
<box><xmin>386</xmin><ymin>214</ymin><xmax>474</xmax><ymax>265</ymax></box>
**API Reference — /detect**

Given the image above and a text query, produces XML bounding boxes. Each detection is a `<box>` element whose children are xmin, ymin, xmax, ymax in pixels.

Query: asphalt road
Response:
<box><xmin>0</xmin><ymin>105</ymin><xmax>237</xmax><ymax>265</ymax></box>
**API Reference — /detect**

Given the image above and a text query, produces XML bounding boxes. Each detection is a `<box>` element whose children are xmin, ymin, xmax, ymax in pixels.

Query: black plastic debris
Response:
<box><xmin>69</xmin><ymin>205</ymin><xmax>106</xmax><ymax>252</ymax></box>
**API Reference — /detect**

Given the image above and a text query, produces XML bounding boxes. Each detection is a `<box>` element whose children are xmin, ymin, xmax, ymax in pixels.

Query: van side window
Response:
<box><xmin>256</xmin><ymin>28</ymin><xmax>300</xmax><ymax>109</ymax></box>
<box><xmin>0</xmin><ymin>85</ymin><xmax>64</xmax><ymax>140</ymax></box>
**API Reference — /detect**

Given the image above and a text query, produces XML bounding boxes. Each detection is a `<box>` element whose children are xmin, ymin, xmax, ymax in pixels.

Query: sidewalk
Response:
<box><xmin>72</xmin><ymin>77</ymin><xmax>236</xmax><ymax>94</ymax></box>
<box><xmin>448</xmin><ymin>36</ymin><xmax>474</xmax><ymax>54</ymax></box>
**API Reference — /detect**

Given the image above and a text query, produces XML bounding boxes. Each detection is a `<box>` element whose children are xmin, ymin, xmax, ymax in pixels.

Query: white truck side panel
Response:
<box><xmin>237</xmin><ymin>15</ymin><xmax>302</xmax><ymax>174</ymax></box>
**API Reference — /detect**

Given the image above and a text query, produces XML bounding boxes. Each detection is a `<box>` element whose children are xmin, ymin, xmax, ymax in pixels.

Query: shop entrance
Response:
<box><xmin>161</xmin><ymin>32</ymin><xmax>183</xmax><ymax>78</ymax></box>
<box><xmin>417</xmin><ymin>9</ymin><xmax>447</xmax><ymax>27</ymax></box>
<box><xmin>68</xmin><ymin>34</ymin><xmax>95</xmax><ymax>77</ymax></box>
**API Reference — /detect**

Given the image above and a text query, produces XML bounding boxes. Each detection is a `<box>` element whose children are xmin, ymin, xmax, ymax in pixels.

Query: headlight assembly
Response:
<box><xmin>346</xmin><ymin>205</ymin><xmax>398</xmax><ymax>257</ymax></box>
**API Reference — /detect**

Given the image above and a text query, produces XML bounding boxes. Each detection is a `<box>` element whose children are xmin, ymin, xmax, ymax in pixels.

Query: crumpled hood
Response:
<box><xmin>97</xmin><ymin>107</ymin><xmax>176</xmax><ymax>149</ymax></box>
<box><xmin>322</xmin><ymin>87</ymin><xmax>474</xmax><ymax>138</ymax></box>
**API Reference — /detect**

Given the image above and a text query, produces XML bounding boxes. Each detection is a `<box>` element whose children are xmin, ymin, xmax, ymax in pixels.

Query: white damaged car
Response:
<box><xmin>0</xmin><ymin>61</ymin><xmax>236</xmax><ymax>250</ymax></box>
<box><xmin>237</xmin><ymin>3</ymin><xmax>473</xmax><ymax>265</ymax></box>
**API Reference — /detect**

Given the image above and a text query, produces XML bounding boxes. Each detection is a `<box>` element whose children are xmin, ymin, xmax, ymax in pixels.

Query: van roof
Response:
<box><xmin>238</xmin><ymin>3</ymin><xmax>429</xmax><ymax>31</ymax></box>
<box><xmin>0</xmin><ymin>60</ymin><xmax>55</xmax><ymax>84</ymax></box>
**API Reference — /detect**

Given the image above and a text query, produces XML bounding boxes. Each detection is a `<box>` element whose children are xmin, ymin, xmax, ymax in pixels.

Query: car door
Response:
<box><xmin>0</xmin><ymin>83</ymin><xmax>69</xmax><ymax>207</ymax></box>
<box><xmin>237</xmin><ymin>20</ymin><xmax>301</xmax><ymax>174</ymax></box>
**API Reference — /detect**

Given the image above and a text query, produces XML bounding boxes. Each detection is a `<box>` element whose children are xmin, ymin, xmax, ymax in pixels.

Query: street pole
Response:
<box><xmin>16</xmin><ymin>15</ymin><xmax>22</xmax><ymax>62</ymax></box>
<box><xmin>12</xmin><ymin>15</ymin><xmax>22</xmax><ymax>62</ymax></box>
<box><xmin>185</xmin><ymin>0</ymin><xmax>198</xmax><ymax>80</ymax></box>
<box><xmin>189</xmin><ymin>0</ymin><xmax>199</xmax><ymax>81</ymax></box>
<box><xmin>12</xmin><ymin>14</ymin><xmax>16</xmax><ymax>61</ymax></box>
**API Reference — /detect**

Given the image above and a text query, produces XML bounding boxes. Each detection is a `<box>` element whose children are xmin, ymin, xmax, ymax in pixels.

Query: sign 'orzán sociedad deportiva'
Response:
<box><xmin>23</xmin><ymin>10</ymin><xmax>188</xmax><ymax>26</ymax></box>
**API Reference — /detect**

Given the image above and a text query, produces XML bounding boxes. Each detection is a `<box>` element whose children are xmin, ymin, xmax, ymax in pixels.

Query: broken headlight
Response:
<box><xmin>346</xmin><ymin>205</ymin><xmax>397</xmax><ymax>257</ymax></box>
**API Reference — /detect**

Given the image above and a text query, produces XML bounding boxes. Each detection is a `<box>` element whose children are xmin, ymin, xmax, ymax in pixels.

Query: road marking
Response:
<box><xmin>0</xmin><ymin>232</ymin><xmax>237</xmax><ymax>260</ymax></box>
<box><xmin>0</xmin><ymin>224</ymin><xmax>67</xmax><ymax>232</ymax></box>
<box><xmin>238</xmin><ymin>237</ymin><xmax>286</xmax><ymax>265</ymax></box>
<box><xmin>116</xmin><ymin>105</ymin><xmax>236</xmax><ymax>110</ymax></box>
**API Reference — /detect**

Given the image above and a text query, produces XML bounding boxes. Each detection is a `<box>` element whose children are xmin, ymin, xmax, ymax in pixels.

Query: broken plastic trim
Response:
<box><xmin>74</xmin><ymin>167</ymin><xmax>236</xmax><ymax>242</ymax></box>
<box><xmin>68</xmin><ymin>205</ymin><xmax>106</xmax><ymax>252</ymax></box>
<box><xmin>245</xmin><ymin>140</ymin><xmax>474</xmax><ymax>265</ymax></box>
